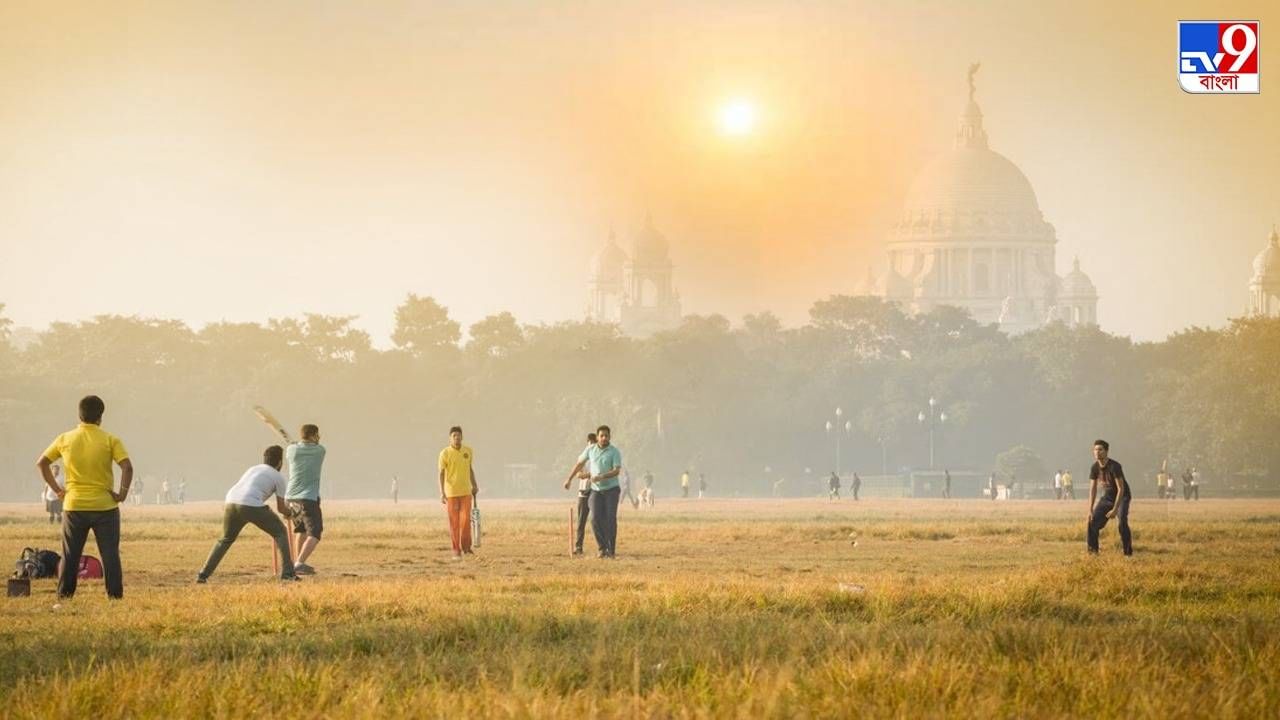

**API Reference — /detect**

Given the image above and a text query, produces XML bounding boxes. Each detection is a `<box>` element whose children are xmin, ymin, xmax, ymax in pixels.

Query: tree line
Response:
<box><xmin>1</xmin><ymin>296</ymin><xmax>1276</xmax><ymax>501</ymax></box>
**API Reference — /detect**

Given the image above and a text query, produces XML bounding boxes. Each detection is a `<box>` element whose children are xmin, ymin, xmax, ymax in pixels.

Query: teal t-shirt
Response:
<box><xmin>285</xmin><ymin>442</ymin><xmax>326</xmax><ymax>500</ymax></box>
<box><xmin>578</xmin><ymin>443</ymin><xmax>622</xmax><ymax>491</ymax></box>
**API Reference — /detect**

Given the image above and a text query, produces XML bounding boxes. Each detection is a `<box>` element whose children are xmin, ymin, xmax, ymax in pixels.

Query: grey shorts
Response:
<box><xmin>288</xmin><ymin>499</ymin><xmax>323</xmax><ymax>540</ymax></box>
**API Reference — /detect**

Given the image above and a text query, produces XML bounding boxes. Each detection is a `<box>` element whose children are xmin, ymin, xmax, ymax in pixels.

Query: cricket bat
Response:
<box><xmin>252</xmin><ymin>405</ymin><xmax>292</xmax><ymax>444</ymax></box>
<box><xmin>471</xmin><ymin>497</ymin><xmax>482</xmax><ymax>548</ymax></box>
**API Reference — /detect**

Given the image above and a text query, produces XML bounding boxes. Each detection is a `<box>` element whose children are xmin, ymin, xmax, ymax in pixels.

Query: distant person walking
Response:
<box><xmin>681</xmin><ymin>470</ymin><xmax>690</xmax><ymax>498</ymax></box>
<box><xmin>36</xmin><ymin>395</ymin><xmax>133</xmax><ymax>600</ymax></box>
<box><xmin>177</xmin><ymin>478</ymin><xmax>186</xmax><ymax>505</ymax></box>
<box><xmin>563</xmin><ymin>432</ymin><xmax>596</xmax><ymax>556</ymax></box>
<box><xmin>1181</xmin><ymin>469</ymin><xmax>1192</xmax><ymax>501</ymax></box>
<box><xmin>161</xmin><ymin>477</ymin><xmax>171</xmax><ymax>505</ymax></box>
<box><xmin>1087</xmin><ymin>439</ymin><xmax>1132</xmax><ymax>556</ymax></box>
<box><xmin>1054</xmin><ymin>470</ymin><xmax>1063</xmax><ymax>500</ymax></box>
<box><xmin>640</xmin><ymin>470</ymin><xmax>655</xmax><ymax>507</ymax></box>
<box><xmin>132</xmin><ymin>477</ymin><xmax>144</xmax><ymax>506</ymax></box>
<box><xmin>1155</xmin><ymin>471</ymin><xmax>1166</xmax><ymax>500</ymax></box>
<box><xmin>620</xmin><ymin>466</ymin><xmax>639</xmax><ymax>509</ymax></box>
<box><xmin>390</xmin><ymin>475</ymin><xmax>399</xmax><ymax>504</ymax></box>
<box><xmin>943</xmin><ymin>469</ymin><xmax>951</xmax><ymax>499</ymax></box>
<box><xmin>1165</xmin><ymin>473</ymin><xmax>1175</xmax><ymax>500</ymax></box>
<box><xmin>285</xmin><ymin>424</ymin><xmax>327</xmax><ymax>575</ymax></box>
<box><xmin>565</xmin><ymin>425</ymin><xmax>623</xmax><ymax>558</ymax></box>
<box><xmin>828</xmin><ymin>472</ymin><xmax>841</xmax><ymax>500</ymax></box>
<box><xmin>43</xmin><ymin>465</ymin><xmax>64</xmax><ymax>524</ymax></box>
<box><xmin>439</xmin><ymin>426</ymin><xmax>480</xmax><ymax>559</ymax></box>
<box><xmin>698</xmin><ymin>473</ymin><xmax>708</xmax><ymax>499</ymax></box>
<box><xmin>196</xmin><ymin>445</ymin><xmax>298</xmax><ymax>583</ymax></box>
<box><xmin>852</xmin><ymin>472</ymin><xmax>862</xmax><ymax>501</ymax></box>
<box><xmin>1062</xmin><ymin>469</ymin><xmax>1075</xmax><ymax>500</ymax></box>
<box><xmin>1190</xmin><ymin>467</ymin><xmax>1200</xmax><ymax>500</ymax></box>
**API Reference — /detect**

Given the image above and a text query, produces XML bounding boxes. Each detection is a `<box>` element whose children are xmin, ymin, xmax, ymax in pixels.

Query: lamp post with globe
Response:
<box><xmin>917</xmin><ymin>397</ymin><xmax>947</xmax><ymax>470</ymax></box>
<box><xmin>824</xmin><ymin>407</ymin><xmax>853</xmax><ymax>476</ymax></box>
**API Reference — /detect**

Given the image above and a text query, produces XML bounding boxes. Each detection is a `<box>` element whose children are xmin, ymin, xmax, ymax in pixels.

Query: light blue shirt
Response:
<box><xmin>579</xmin><ymin>443</ymin><xmax>622</xmax><ymax>492</ymax></box>
<box><xmin>285</xmin><ymin>442</ymin><xmax>326</xmax><ymax>500</ymax></box>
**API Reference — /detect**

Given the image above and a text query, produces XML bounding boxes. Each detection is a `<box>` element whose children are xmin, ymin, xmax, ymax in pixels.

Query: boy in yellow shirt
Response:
<box><xmin>36</xmin><ymin>395</ymin><xmax>133</xmax><ymax>599</ymax></box>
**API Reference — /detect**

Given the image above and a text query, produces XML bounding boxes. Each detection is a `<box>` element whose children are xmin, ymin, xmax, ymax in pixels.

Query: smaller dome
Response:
<box><xmin>631</xmin><ymin>215</ymin><xmax>671</xmax><ymax>266</ymax></box>
<box><xmin>589</xmin><ymin>232</ymin><xmax>627</xmax><ymax>284</ymax></box>
<box><xmin>1252</xmin><ymin>226</ymin><xmax>1280</xmax><ymax>281</ymax></box>
<box><xmin>1059</xmin><ymin>257</ymin><xmax>1097</xmax><ymax>298</ymax></box>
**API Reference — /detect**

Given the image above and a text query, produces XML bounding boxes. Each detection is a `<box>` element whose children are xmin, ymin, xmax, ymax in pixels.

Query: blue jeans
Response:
<box><xmin>1088</xmin><ymin>493</ymin><xmax>1132</xmax><ymax>555</ymax></box>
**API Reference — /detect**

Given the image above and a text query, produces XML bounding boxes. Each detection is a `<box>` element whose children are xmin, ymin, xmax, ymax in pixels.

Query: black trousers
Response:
<box><xmin>574</xmin><ymin>491</ymin><xmax>591</xmax><ymax>552</ymax></box>
<box><xmin>60</xmin><ymin>508</ymin><xmax>123</xmax><ymax>599</ymax></box>
<box><xmin>589</xmin><ymin>486</ymin><xmax>620</xmax><ymax>555</ymax></box>
<box><xmin>200</xmin><ymin>504</ymin><xmax>295</xmax><ymax>579</ymax></box>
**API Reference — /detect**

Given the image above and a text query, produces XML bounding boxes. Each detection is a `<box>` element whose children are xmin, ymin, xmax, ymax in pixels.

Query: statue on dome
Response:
<box><xmin>967</xmin><ymin>62</ymin><xmax>981</xmax><ymax>102</ymax></box>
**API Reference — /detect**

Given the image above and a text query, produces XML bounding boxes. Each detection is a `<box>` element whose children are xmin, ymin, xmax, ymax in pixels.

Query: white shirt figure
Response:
<box><xmin>224</xmin><ymin>464</ymin><xmax>288</xmax><ymax>507</ymax></box>
<box><xmin>1053</xmin><ymin>472</ymin><xmax>1062</xmax><ymax>489</ymax></box>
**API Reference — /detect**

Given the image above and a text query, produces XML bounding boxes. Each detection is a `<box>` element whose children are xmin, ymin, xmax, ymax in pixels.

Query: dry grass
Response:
<box><xmin>1</xmin><ymin>498</ymin><xmax>1278</xmax><ymax>718</ymax></box>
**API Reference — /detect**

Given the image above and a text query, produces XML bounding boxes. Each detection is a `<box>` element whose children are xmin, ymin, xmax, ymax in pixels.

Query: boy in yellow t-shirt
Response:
<box><xmin>36</xmin><ymin>395</ymin><xmax>134</xmax><ymax>599</ymax></box>
<box><xmin>438</xmin><ymin>426</ymin><xmax>479</xmax><ymax>558</ymax></box>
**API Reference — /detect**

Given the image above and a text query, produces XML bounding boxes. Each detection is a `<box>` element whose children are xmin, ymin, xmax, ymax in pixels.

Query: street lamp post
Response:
<box><xmin>917</xmin><ymin>396</ymin><xmax>947</xmax><ymax>470</ymax></box>
<box><xmin>824</xmin><ymin>407</ymin><xmax>851</xmax><ymax>475</ymax></box>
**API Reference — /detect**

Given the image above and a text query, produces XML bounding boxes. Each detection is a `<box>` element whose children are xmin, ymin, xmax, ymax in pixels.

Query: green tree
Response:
<box><xmin>392</xmin><ymin>294</ymin><xmax>460</xmax><ymax>355</ymax></box>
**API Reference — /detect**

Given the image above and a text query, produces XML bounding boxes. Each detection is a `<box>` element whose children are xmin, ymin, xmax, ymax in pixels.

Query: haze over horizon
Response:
<box><xmin>2</xmin><ymin>1</ymin><xmax>1277</xmax><ymax>344</ymax></box>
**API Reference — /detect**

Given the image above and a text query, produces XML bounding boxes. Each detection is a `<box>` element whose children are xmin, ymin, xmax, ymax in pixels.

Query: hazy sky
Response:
<box><xmin>1</xmin><ymin>1</ymin><xmax>1276</xmax><ymax>343</ymax></box>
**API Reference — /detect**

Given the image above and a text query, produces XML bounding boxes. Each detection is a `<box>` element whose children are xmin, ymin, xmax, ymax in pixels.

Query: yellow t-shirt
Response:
<box><xmin>438</xmin><ymin>445</ymin><xmax>474</xmax><ymax>498</ymax></box>
<box><xmin>1061</xmin><ymin>472</ymin><xmax>1073</xmax><ymax>487</ymax></box>
<box><xmin>43</xmin><ymin>423</ymin><xmax>129</xmax><ymax>511</ymax></box>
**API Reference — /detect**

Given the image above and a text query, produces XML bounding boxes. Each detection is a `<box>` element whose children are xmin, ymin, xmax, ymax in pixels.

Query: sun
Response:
<box><xmin>716</xmin><ymin>99</ymin><xmax>757</xmax><ymax>137</ymax></box>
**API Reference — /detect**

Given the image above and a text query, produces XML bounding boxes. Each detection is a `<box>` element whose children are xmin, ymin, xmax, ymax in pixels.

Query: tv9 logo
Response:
<box><xmin>1179</xmin><ymin>21</ymin><xmax>1259</xmax><ymax>93</ymax></box>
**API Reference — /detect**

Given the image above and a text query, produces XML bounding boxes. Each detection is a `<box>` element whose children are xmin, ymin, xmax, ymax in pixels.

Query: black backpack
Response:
<box><xmin>15</xmin><ymin>547</ymin><xmax>60</xmax><ymax>579</ymax></box>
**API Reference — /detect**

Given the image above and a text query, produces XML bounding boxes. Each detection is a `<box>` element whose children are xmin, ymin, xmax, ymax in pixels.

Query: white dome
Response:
<box><xmin>1252</xmin><ymin>227</ymin><xmax>1280</xmax><ymax>281</ymax></box>
<box><xmin>904</xmin><ymin>147</ymin><xmax>1042</xmax><ymax>218</ymax></box>
<box><xmin>589</xmin><ymin>234</ymin><xmax>627</xmax><ymax>284</ymax></box>
<box><xmin>1059</xmin><ymin>257</ymin><xmax>1097</xmax><ymax>298</ymax></box>
<box><xmin>631</xmin><ymin>215</ymin><xmax>671</xmax><ymax>266</ymax></box>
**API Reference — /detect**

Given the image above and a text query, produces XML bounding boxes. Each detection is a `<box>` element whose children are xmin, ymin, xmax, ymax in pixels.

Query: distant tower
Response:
<box><xmin>584</xmin><ymin>217</ymin><xmax>682</xmax><ymax>335</ymax></box>
<box><xmin>620</xmin><ymin>216</ymin><xmax>682</xmax><ymax>336</ymax></box>
<box><xmin>1055</xmin><ymin>257</ymin><xmax>1099</xmax><ymax>326</ymax></box>
<box><xmin>1249</xmin><ymin>225</ymin><xmax>1280</xmax><ymax>316</ymax></box>
<box><xmin>586</xmin><ymin>230</ymin><xmax>627</xmax><ymax>323</ymax></box>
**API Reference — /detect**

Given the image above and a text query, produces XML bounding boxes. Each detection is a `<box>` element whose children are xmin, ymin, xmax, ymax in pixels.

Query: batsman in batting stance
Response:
<box><xmin>197</xmin><ymin>445</ymin><xmax>299</xmax><ymax>583</ymax></box>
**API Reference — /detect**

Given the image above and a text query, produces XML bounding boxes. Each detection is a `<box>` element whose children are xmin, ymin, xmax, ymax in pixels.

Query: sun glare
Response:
<box><xmin>716</xmin><ymin>99</ymin><xmax>757</xmax><ymax>137</ymax></box>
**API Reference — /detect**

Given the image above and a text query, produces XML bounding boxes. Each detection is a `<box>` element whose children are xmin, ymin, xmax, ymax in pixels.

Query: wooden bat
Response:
<box><xmin>252</xmin><ymin>405</ymin><xmax>292</xmax><ymax>444</ymax></box>
<box><xmin>471</xmin><ymin>497</ymin><xmax>482</xmax><ymax>548</ymax></box>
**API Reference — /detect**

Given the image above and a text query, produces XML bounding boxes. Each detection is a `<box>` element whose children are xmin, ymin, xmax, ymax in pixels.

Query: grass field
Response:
<box><xmin>1</xmin><ymin>497</ymin><xmax>1278</xmax><ymax>718</ymax></box>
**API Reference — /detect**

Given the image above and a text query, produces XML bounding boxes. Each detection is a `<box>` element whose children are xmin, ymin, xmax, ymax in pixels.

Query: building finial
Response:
<box><xmin>1271</xmin><ymin>223</ymin><xmax>1278</xmax><ymax>246</ymax></box>
<box><xmin>956</xmin><ymin>63</ymin><xmax>988</xmax><ymax>150</ymax></box>
<box><xmin>1073</xmin><ymin>255</ymin><xmax>1081</xmax><ymax>271</ymax></box>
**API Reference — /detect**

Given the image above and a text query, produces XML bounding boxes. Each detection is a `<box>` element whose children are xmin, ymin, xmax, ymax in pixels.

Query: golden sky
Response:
<box><xmin>1</xmin><ymin>0</ymin><xmax>1276</xmax><ymax>341</ymax></box>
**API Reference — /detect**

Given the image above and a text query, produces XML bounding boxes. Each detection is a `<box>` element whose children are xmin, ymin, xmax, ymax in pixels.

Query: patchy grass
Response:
<box><xmin>1</xmin><ymin>498</ymin><xmax>1277</xmax><ymax>718</ymax></box>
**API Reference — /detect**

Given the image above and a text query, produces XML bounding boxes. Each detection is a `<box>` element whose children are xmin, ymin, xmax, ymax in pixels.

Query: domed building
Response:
<box><xmin>585</xmin><ymin>216</ymin><xmax>682</xmax><ymax>336</ymax></box>
<box><xmin>1248</xmin><ymin>225</ymin><xmax>1280</xmax><ymax>317</ymax></box>
<box><xmin>864</xmin><ymin>66</ymin><xmax>1098</xmax><ymax>332</ymax></box>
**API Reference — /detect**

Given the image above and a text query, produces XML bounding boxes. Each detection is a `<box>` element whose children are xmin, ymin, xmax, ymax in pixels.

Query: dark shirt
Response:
<box><xmin>1089</xmin><ymin>459</ymin><xmax>1126</xmax><ymax>495</ymax></box>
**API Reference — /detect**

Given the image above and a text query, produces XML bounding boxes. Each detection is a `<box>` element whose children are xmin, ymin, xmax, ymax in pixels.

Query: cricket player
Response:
<box><xmin>1087</xmin><ymin>439</ymin><xmax>1132</xmax><ymax>556</ymax></box>
<box><xmin>36</xmin><ymin>395</ymin><xmax>133</xmax><ymax>600</ymax></box>
<box><xmin>564</xmin><ymin>425</ymin><xmax>623</xmax><ymax>558</ymax></box>
<box><xmin>439</xmin><ymin>426</ymin><xmax>480</xmax><ymax>558</ymax></box>
<box><xmin>562</xmin><ymin>432</ymin><xmax>596</xmax><ymax>555</ymax></box>
<box><xmin>285</xmin><ymin>424</ymin><xmax>326</xmax><ymax>575</ymax></box>
<box><xmin>197</xmin><ymin>445</ymin><xmax>299</xmax><ymax>583</ymax></box>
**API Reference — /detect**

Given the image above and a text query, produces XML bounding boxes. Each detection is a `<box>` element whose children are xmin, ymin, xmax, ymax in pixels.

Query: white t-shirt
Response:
<box><xmin>1054</xmin><ymin>473</ymin><xmax>1062</xmax><ymax>488</ymax></box>
<box><xmin>224</xmin><ymin>464</ymin><xmax>287</xmax><ymax>507</ymax></box>
<box><xmin>578</xmin><ymin>443</ymin><xmax>593</xmax><ymax>492</ymax></box>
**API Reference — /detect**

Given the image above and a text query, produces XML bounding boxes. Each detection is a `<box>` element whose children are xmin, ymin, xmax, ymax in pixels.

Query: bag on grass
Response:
<box><xmin>14</xmin><ymin>547</ymin><xmax>60</xmax><ymax>579</ymax></box>
<box><xmin>77</xmin><ymin>555</ymin><xmax>103</xmax><ymax>579</ymax></box>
